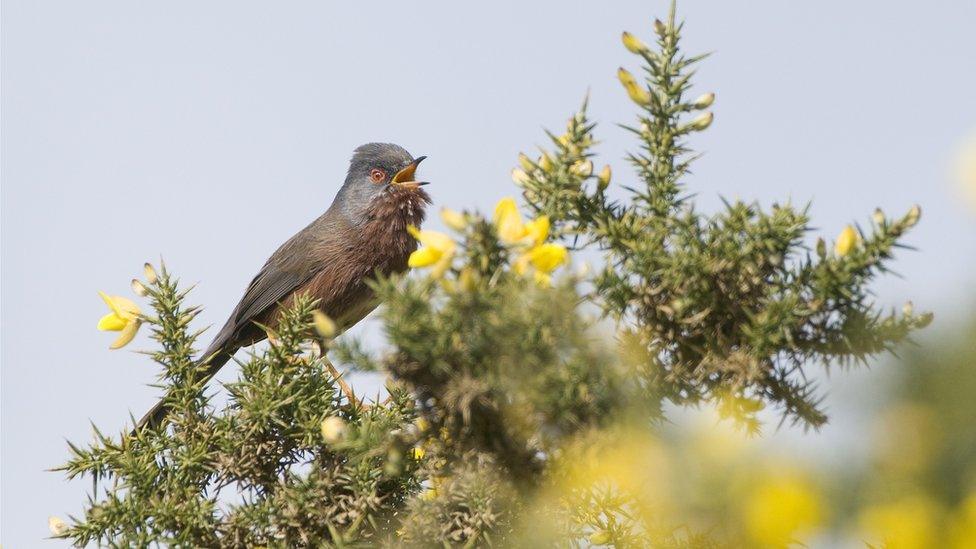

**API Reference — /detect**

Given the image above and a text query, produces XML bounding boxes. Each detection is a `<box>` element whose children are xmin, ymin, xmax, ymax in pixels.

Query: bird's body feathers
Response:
<box><xmin>136</xmin><ymin>143</ymin><xmax>431</xmax><ymax>430</ymax></box>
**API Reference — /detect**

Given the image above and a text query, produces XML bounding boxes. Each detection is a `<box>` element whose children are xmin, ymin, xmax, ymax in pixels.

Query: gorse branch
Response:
<box><xmin>515</xmin><ymin>1</ymin><xmax>928</xmax><ymax>429</ymax></box>
<box><xmin>59</xmin><ymin>3</ymin><xmax>929</xmax><ymax>547</ymax></box>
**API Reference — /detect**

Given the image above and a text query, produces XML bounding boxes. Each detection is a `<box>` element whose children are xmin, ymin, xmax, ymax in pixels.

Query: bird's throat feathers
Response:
<box><xmin>362</xmin><ymin>186</ymin><xmax>432</xmax><ymax>245</ymax></box>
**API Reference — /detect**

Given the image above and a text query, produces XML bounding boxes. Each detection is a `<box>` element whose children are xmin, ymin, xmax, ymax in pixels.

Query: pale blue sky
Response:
<box><xmin>3</xmin><ymin>1</ymin><xmax>975</xmax><ymax>546</ymax></box>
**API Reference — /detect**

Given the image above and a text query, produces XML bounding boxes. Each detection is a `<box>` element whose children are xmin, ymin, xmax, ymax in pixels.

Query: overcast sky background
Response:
<box><xmin>3</xmin><ymin>1</ymin><xmax>975</xmax><ymax>546</ymax></box>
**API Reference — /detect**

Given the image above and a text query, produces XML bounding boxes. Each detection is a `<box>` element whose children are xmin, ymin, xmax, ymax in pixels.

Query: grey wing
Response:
<box><xmin>204</xmin><ymin>230</ymin><xmax>327</xmax><ymax>358</ymax></box>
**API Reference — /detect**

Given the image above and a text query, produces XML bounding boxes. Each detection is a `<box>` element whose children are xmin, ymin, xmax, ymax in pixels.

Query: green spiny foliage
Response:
<box><xmin>515</xmin><ymin>2</ymin><xmax>930</xmax><ymax>429</ymax></box>
<box><xmin>58</xmin><ymin>3</ymin><xmax>928</xmax><ymax>547</ymax></box>
<box><xmin>59</xmin><ymin>265</ymin><xmax>424</xmax><ymax>547</ymax></box>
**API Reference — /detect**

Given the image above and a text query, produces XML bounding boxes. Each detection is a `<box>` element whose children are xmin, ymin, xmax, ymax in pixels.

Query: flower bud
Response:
<box><xmin>320</xmin><ymin>416</ymin><xmax>347</xmax><ymax>444</ymax></box>
<box><xmin>815</xmin><ymin>237</ymin><xmax>827</xmax><ymax>259</ymax></box>
<box><xmin>312</xmin><ymin>310</ymin><xmax>337</xmax><ymax>339</ymax></box>
<box><xmin>518</xmin><ymin>152</ymin><xmax>535</xmax><ymax>172</ymax></box>
<box><xmin>617</xmin><ymin>67</ymin><xmax>652</xmax><ymax>106</ymax></box>
<box><xmin>692</xmin><ymin>92</ymin><xmax>715</xmax><ymax>109</ymax></box>
<box><xmin>621</xmin><ymin>31</ymin><xmax>649</xmax><ymax>54</ymax></box>
<box><xmin>834</xmin><ymin>225</ymin><xmax>859</xmax><ymax>257</ymax></box>
<box><xmin>590</xmin><ymin>530</ymin><xmax>612</xmax><ymax>545</ymax></box>
<box><xmin>688</xmin><ymin>111</ymin><xmax>714</xmax><ymax>131</ymax></box>
<box><xmin>539</xmin><ymin>153</ymin><xmax>555</xmax><ymax>173</ymax></box>
<box><xmin>916</xmin><ymin>311</ymin><xmax>934</xmax><ymax>328</ymax></box>
<box><xmin>654</xmin><ymin>18</ymin><xmax>666</xmax><ymax>36</ymax></box>
<box><xmin>872</xmin><ymin>208</ymin><xmax>885</xmax><ymax>226</ymax></box>
<box><xmin>143</xmin><ymin>263</ymin><xmax>158</xmax><ymax>284</ymax></box>
<box><xmin>597</xmin><ymin>165</ymin><xmax>612</xmax><ymax>191</ymax></box>
<box><xmin>130</xmin><ymin>279</ymin><xmax>148</xmax><ymax>297</ymax></box>
<box><xmin>902</xmin><ymin>301</ymin><xmax>914</xmax><ymax>316</ymax></box>
<box><xmin>440</xmin><ymin>208</ymin><xmax>467</xmax><ymax>231</ymax></box>
<box><xmin>572</xmin><ymin>159</ymin><xmax>593</xmax><ymax>178</ymax></box>
<box><xmin>904</xmin><ymin>204</ymin><xmax>921</xmax><ymax>227</ymax></box>
<box><xmin>49</xmin><ymin>516</ymin><xmax>69</xmax><ymax>536</ymax></box>
<box><xmin>459</xmin><ymin>267</ymin><xmax>477</xmax><ymax>292</ymax></box>
<box><xmin>511</xmin><ymin>168</ymin><xmax>530</xmax><ymax>186</ymax></box>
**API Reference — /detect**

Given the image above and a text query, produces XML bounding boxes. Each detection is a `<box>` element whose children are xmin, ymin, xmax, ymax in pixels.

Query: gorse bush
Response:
<box><xmin>57</xmin><ymin>3</ymin><xmax>930</xmax><ymax>546</ymax></box>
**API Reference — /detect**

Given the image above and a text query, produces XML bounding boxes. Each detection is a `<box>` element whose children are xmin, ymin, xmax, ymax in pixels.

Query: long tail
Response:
<box><xmin>132</xmin><ymin>348</ymin><xmax>235</xmax><ymax>432</ymax></box>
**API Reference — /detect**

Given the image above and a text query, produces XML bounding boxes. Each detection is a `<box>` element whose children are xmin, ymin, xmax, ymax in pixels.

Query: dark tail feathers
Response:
<box><xmin>131</xmin><ymin>348</ymin><xmax>234</xmax><ymax>434</ymax></box>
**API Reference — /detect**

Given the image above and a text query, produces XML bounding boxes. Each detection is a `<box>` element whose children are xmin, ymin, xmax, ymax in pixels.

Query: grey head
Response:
<box><xmin>333</xmin><ymin>142</ymin><xmax>428</xmax><ymax>222</ymax></box>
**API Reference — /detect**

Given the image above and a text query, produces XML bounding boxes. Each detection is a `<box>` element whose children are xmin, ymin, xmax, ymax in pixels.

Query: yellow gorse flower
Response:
<box><xmin>524</xmin><ymin>216</ymin><xmax>550</xmax><ymax>246</ymax></box>
<box><xmin>493</xmin><ymin>197</ymin><xmax>528</xmax><ymax>244</ymax></box>
<box><xmin>440</xmin><ymin>208</ymin><xmax>467</xmax><ymax>231</ymax></box>
<box><xmin>744</xmin><ymin>469</ymin><xmax>825</xmax><ymax>546</ymax></box>
<box><xmin>859</xmin><ymin>494</ymin><xmax>940</xmax><ymax>549</ymax></box>
<box><xmin>320</xmin><ymin>416</ymin><xmax>347</xmax><ymax>444</ymax></box>
<box><xmin>97</xmin><ymin>291</ymin><xmax>142</xmax><ymax>349</ymax></box>
<box><xmin>621</xmin><ymin>31</ymin><xmax>649</xmax><ymax>54</ymax></box>
<box><xmin>311</xmin><ymin>310</ymin><xmax>337</xmax><ymax>339</ymax></box>
<box><xmin>494</xmin><ymin>197</ymin><xmax>551</xmax><ymax>246</ymax></box>
<box><xmin>407</xmin><ymin>225</ymin><xmax>456</xmax><ymax>278</ymax></box>
<box><xmin>617</xmin><ymin>67</ymin><xmax>652</xmax><ymax>106</ymax></box>
<box><xmin>492</xmin><ymin>197</ymin><xmax>568</xmax><ymax>285</ymax></box>
<box><xmin>516</xmin><ymin>243</ymin><xmax>569</xmax><ymax>286</ymax></box>
<box><xmin>527</xmin><ymin>243</ymin><xmax>568</xmax><ymax>273</ymax></box>
<box><xmin>834</xmin><ymin>225</ymin><xmax>859</xmax><ymax>257</ymax></box>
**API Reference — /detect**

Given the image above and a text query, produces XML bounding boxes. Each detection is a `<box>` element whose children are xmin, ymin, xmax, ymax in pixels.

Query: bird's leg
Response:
<box><xmin>325</xmin><ymin>357</ymin><xmax>360</xmax><ymax>408</ymax></box>
<box><xmin>313</xmin><ymin>339</ymin><xmax>360</xmax><ymax>408</ymax></box>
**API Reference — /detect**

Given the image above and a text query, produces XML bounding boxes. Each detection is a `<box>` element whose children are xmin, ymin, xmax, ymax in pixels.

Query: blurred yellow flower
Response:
<box><xmin>617</xmin><ymin>67</ymin><xmax>652</xmax><ymax>106</ymax></box>
<box><xmin>407</xmin><ymin>225</ymin><xmax>456</xmax><ymax>278</ymax></box>
<box><xmin>458</xmin><ymin>267</ymin><xmax>478</xmax><ymax>292</ymax></box>
<box><xmin>859</xmin><ymin>494</ymin><xmax>941</xmax><ymax>549</ymax></box>
<box><xmin>597</xmin><ymin>164</ymin><xmax>612</xmax><ymax>191</ymax></box>
<box><xmin>320</xmin><ymin>416</ymin><xmax>347</xmax><ymax>444</ymax></box>
<box><xmin>515</xmin><ymin>243</ymin><xmax>568</xmax><ymax>286</ymax></box>
<box><xmin>440</xmin><ymin>208</ymin><xmax>467</xmax><ymax>231</ymax></box>
<box><xmin>97</xmin><ymin>291</ymin><xmax>142</xmax><ymax>349</ymax></box>
<box><xmin>311</xmin><ymin>310</ymin><xmax>337</xmax><ymax>339</ymax></box>
<box><xmin>412</xmin><ymin>446</ymin><xmax>425</xmax><ymax>460</ymax></box>
<box><xmin>527</xmin><ymin>243</ymin><xmax>568</xmax><ymax>273</ymax></box>
<box><xmin>744</xmin><ymin>469</ymin><xmax>824</xmax><ymax>546</ymax></box>
<box><xmin>494</xmin><ymin>197</ymin><xmax>528</xmax><ymax>244</ymax></box>
<box><xmin>947</xmin><ymin>493</ymin><xmax>976</xmax><ymax>548</ymax></box>
<box><xmin>524</xmin><ymin>215</ymin><xmax>550</xmax><ymax>246</ymax></box>
<box><xmin>589</xmin><ymin>530</ymin><xmax>612</xmax><ymax>545</ymax></box>
<box><xmin>834</xmin><ymin>225</ymin><xmax>859</xmax><ymax>257</ymax></box>
<box><xmin>952</xmin><ymin>131</ymin><xmax>976</xmax><ymax>213</ymax></box>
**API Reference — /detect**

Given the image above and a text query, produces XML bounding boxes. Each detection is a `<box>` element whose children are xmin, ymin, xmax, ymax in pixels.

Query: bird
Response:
<box><xmin>135</xmin><ymin>143</ymin><xmax>431</xmax><ymax>430</ymax></box>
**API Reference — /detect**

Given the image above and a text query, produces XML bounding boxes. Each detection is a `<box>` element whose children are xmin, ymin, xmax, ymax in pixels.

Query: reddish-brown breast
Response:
<box><xmin>288</xmin><ymin>186</ymin><xmax>432</xmax><ymax>329</ymax></box>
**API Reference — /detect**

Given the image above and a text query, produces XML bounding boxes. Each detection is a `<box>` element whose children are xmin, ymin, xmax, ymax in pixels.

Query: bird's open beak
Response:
<box><xmin>391</xmin><ymin>156</ymin><xmax>429</xmax><ymax>189</ymax></box>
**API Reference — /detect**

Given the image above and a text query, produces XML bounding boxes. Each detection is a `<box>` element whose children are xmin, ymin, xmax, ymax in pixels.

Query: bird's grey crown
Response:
<box><xmin>333</xmin><ymin>142</ymin><xmax>420</xmax><ymax>223</ymax></box>
<box><xmin>346</xmin><ymin>143</ymin><xmax>414</xmax><ymax>182</ymax></box>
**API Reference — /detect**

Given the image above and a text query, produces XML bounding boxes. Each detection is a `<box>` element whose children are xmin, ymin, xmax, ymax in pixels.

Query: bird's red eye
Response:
<box><xmin>370</xmin><ymin>168</ymin><xmax>386</xmax><ymax>183</ymax></box>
